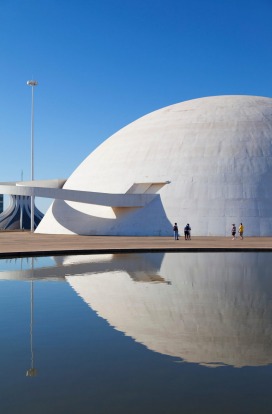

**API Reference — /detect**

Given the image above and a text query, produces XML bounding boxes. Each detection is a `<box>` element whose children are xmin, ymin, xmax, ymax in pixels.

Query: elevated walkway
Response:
<box><xmin>0</xmin><ymin>180</ymin><xmax>158</xmax><ymax>207</ymax></box>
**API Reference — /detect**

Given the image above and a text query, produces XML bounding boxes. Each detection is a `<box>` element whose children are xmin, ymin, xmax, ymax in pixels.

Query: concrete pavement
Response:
<box><xmin>0</xmin><ymin>231</ymin><xmax>272</xmax><ymax>258</ymax></box>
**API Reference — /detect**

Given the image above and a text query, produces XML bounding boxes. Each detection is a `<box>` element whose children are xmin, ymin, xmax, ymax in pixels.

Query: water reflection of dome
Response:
<box><xmin>67</xmin><ymin>252</ymin><xmax>272</xmax><ymax>368</ymax></box>
<box><xmin>1</xmin><ymin>252</ymin><xmax>272</xmax><ymax>368</ymax></box>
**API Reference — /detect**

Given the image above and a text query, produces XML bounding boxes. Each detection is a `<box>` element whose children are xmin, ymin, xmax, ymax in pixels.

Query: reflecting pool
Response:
<box><xmin>0</xmin><ymin>252</ymin><xmax>272</xmax><ymax>413</ymax></box>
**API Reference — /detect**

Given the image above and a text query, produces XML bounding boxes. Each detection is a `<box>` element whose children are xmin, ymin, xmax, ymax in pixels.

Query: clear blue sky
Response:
<box><xmin>1</xmin><ymin>0</ymin><xmax>272</xmax><ymax>212</ymax></box>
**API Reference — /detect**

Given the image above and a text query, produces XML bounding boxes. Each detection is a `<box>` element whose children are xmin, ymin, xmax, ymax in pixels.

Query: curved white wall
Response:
<box><xmin>36</xmin><ymin>95</ymin><xmax>272</xmax><ymax>236</ymax></box>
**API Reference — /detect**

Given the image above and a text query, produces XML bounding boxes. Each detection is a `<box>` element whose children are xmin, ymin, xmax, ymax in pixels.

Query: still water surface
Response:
<box><xmin>0</xmin><ymin>252</ymin><xmax>272</xmax><ymax>413</ymax></box>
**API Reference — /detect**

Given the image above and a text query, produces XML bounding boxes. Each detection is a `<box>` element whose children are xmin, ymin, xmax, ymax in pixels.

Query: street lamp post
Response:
<box><xmin>27</xmin><ymin>80</ymin><xmax>38</xmax><ymax>232</ymax></box>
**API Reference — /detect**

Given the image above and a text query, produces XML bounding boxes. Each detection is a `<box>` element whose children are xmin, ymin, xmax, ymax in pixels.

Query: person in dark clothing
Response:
<box><xmin>173</xmin><ymin>223</ymin><xmax>179</xmax><ymax>240</ymax></box>
<box><xmin>184</xmin><ymin>223</ymin><xmax>191</xmax><ymax>240</ymax></box>
<box><xmin>231</xmin><ymin>224</ymin><xmax>236</xmax><ymax>240</ymax></box>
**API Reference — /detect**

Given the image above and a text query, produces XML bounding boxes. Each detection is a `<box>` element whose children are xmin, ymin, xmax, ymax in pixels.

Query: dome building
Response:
<box><xmin>36</xmin><ymin>95</ymin><xmax>272</xmax><ymax>236</ymax></box>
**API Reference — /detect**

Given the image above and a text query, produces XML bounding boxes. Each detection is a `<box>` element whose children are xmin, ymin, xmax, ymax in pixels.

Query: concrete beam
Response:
<box><xmin>0</xmin><ymin>181</ymin><xmax>158</xmax><ymax>208</ymax></box>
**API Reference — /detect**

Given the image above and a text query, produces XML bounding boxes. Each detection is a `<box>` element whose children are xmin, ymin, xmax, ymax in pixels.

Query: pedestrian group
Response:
<box><xmin>172</xmin><ymin>222</ymin><xmax>245</xmax><ymax>240</ymax></box>
<box><xmin>172</xmin><ymin>222</ymin><xmax>192</xmax><ymax>240</ymax></box>
<box><xmin>232</xmin><ymin>223</ymin><xmax>244</xmax><ymax>240</ymax></box>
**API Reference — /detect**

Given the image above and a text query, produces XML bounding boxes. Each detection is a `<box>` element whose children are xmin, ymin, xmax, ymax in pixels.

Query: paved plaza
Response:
<box><xmin>0</xmin><ymin>231</ymin><xmax>272</xmax><ymax>258</ymax></box>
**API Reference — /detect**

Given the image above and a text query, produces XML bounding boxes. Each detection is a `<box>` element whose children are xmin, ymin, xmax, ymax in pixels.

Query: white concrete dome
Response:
<box><xmin>37</xmin><ymin>95</ymin><xmax>272</xmax><ymax>236</ymax></box>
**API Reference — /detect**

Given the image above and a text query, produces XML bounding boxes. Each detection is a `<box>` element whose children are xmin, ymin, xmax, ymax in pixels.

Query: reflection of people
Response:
<box><xmin>173</xmin><ymin>223</ymin><xmax>179</xmax><ymax>240</ymax></box>
<box><xmin>239</xmin><ymin>223</ymin><xmax>244</xmax><ymax>240</ymax></box>
<box><xmin>184</xmin><ymin>223</ymin><xmax>191</xmax><ymax>240</ymax></box>
<box><xmin>231</xmin><ymin>224</ymin><xmax>236</xmax><ymax>240</ymax></box>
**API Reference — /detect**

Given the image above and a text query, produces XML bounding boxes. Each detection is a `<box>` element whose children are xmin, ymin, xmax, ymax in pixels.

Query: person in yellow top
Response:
<box><xmin>239</xmin><ymin>223</ymin><xmax>244</xmax><ymax>240</ymax></box>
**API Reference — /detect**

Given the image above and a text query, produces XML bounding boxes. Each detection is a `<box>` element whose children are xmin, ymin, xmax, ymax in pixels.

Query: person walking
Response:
<box><xmin>184</xmin><ymin>223</ymin><xmax>191</xmax><ymax>240</ymax></box>
<box><xmin>239</xmin><ymin>223</ymin><xmax>244</xmax><ymax>240</ymax></box>
<box><xmin>173</xmin><ymin>223</ymin><xmax>179</xmax><ymax>240</ymax></box>
<box><xmin>231</xmin><ymin>224</ymin><xmax>236</xmax><ymax>240</ymax></box>
<box><xmin>184</xmin><ymin>224</ymin><xmax>188</xmax><ymax>240</ymax></box>
<box><xmin>187</xmin><ymin>223</ymin><xmax>191</xmax><ymax>240</ymax></box>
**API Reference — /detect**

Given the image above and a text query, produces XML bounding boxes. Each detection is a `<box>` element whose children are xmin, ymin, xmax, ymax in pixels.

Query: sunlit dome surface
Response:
<box><xmin>37</xmin><ymin>95</ymin><xmax>272</xmax><ymax>236</ymax></box>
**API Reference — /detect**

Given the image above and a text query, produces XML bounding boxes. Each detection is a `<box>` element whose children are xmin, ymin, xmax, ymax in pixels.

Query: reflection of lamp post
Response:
<box><xmin>26</xmin><ymin>258</ymin><xmax>37</xmax><ymax>377</ymax></box>
<box><xmin>26</xmin><ymin>80</ymin><xmax>38</xmax><ymax>232</ymax></box>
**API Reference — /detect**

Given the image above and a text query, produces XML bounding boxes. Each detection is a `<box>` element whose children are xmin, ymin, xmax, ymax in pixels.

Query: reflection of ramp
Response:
<box><xmin>67</xmin><ymin>252</ymin><xmax>272</xmax><ymax>368</ymax></box>
<box><xmin>0</xmin><ymin>253</ymin><xmax>164</xmax><ymax>282</ymax></box>
<box><xmin>0</xmin><ymin>264</ymin><xmax>66</xmax><ymax>281</ymax></box>
<box><xmin>57</xmin><ymin>253</ymin><xmax>164</xmax><ymax>281</ymax></box>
